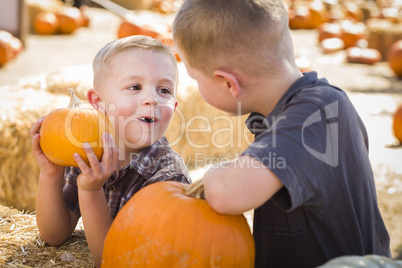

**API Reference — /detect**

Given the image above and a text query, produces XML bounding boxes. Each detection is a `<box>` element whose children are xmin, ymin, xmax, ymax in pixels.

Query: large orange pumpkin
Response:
<box><xmin>102</xmin><ymin>180</ymin><xmax>255</xmax><ymax>267</ymax></box>
<box><xmin>39</xmin><ymin>90</ymin><xmax>114</xmax><ymax>167</ymax></box>
<box><xmin>387</xmin><ymin>40</ymin><xmax>402</xmax><ymax>77</ymax></box>
<box><xmin>392</xmin><ymin>105</ymin><xmax>402</xmax><ymax>144</ymax></box>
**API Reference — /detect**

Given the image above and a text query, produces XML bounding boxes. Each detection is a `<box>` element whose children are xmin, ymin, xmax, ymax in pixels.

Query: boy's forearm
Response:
<box><xmin>203</xmin><ymin>155</ymin><xmax>283</xmax><ymax>215</ymax></box>
<box><xmin>36</xmin><ymin>172</ymin><xmax>77</xmax><ymax>246</ymax></box>
<box><xmin>78</xmin><ymin>189</ymin><xmax>113</xmax><ymax>268</ymax></box>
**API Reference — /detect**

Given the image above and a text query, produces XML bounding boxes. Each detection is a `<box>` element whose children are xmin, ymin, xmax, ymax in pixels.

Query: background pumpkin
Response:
<box><xmin>55</xmin><ymin>7</ymin><xmax>82</xmax><ymax>34</ymax></box>
<box><xmin>102</xmin><ymin>180</ymin><xmax>255</xmax><ymax>268</ymax></box>
<box><xmin>34</xmin><ymin>12</ymin><xmax>60</xmax><ymax>35</ymax></box>
<box><xmin>387</xmin><ymin>40</ymin><xmax>402</xmax><ymax>77</ymax></box>
<box><xmin>39</xmin><ymin>89</ymin><xmax>114</xmax><ymax>167</ymax></box>
<box><xmin>392</xmin><ymin>105</ymin><xmax>402</xmax><ymax>144</ymax></box>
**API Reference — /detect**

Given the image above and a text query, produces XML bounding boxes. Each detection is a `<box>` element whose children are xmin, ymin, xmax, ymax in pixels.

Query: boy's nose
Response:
<box><xmin>141</xmin><ymin>95</ymin><xmax>159</xmax><ymax>106</ymax></box>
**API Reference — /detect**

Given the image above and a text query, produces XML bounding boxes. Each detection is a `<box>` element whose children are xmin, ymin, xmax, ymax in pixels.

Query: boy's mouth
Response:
<box><xmin>139</xmin><ymin>117</ymin><xmax>157</xmax><ymax>123</ymax></box>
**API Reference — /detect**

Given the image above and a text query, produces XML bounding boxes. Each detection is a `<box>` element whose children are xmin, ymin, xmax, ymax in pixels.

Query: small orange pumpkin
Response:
<box><xmin>346</xmin><ymin>47</ymin><xmax>381</xmax><ymax>65</ymax></box>
<box><xmin>288</xmin><ymin>6</ymin><xmax>312</xmax><ymax>30</ymax></box>
<box><xmin>392</xmin><ymin>105</ymin><xmax>402</xmax><ymax>144</ymax></box>
<box><xmin>387</xmin><ymin>40</ymin><xmax>402</xmax><ymax>77</ymax></box>
<box><xmin>317</xmin><ymin>22</ymin><xmax>342</xmax><ymax>42</ymax></box>
<box><xmin>306</xmin><ymin>1</ymin><xmax>329</xmax><ymax>29</ymax></box>
<box><xmin>56</xmin><ymin>7</ymin><xmax>82</xmax><ymax>34</ymax></box>
<box><xmin>39</xmin><ymin>89</ymin><xmax>114</xmax><ymax>167</ymax></box>
<box><xmin>102</xmin><ymin>180</ymin><xmax>255</xmax><ymax>267</ymax></box>
<box><xmin>0</xmin><ymin>30</ymin><xmax>14</xmax><ymax>65</ymax></box>
<box><xmin>34</xmin><ymin>12</ymin><xmax>60</xmax><ymax>35</ymax></box>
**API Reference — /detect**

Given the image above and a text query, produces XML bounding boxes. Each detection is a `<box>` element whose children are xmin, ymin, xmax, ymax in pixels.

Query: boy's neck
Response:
<box><xmin>246</xmin><ymin>67</ymin><xmax>303</xmax><ymax>116</ymax></box>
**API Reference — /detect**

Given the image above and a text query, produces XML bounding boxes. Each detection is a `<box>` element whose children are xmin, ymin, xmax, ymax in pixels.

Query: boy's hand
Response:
<box><xmin>74</xmin><ymin>133</ymin><xmax>119</xmax><ymax>192</ymax></box>
<box><xmin>30</xmin><ymin>117</ymin><xmax>64</xmax><ymax>176</ymax></box>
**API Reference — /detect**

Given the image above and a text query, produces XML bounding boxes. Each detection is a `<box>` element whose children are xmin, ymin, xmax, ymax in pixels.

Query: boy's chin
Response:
<box><xmin>123</xmin><ymin>135</ymin><xmax>163</xmax><ymax>150</ymax></box>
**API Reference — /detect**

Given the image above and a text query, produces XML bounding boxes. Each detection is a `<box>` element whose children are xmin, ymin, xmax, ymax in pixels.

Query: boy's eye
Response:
<box><xmin>159</xmin><ymin>88</ymin><xmax>172</xmax><ymax>95</ymax></box>
<box><xmin>128</xmin><ymin>85</ymin><xmax>142</xmax><ymax>91</ymax></box>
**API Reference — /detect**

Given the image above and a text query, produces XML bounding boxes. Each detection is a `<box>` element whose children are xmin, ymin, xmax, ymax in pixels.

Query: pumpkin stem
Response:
<box><xmin>185</xmin><ymin>179</ymin><xmax>206</xmax><ymax>200</ymax></box>
<box><xmin>67</xmin><ymin>88</ymin><xmax>83</xmax><ymax>108</ymax></box>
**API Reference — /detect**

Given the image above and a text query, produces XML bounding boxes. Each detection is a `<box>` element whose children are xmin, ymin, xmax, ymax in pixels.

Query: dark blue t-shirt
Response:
<box><xmin>242</xmin><ymin>72</ymin><xmax>391</xmax><ymax>268</ymax></box>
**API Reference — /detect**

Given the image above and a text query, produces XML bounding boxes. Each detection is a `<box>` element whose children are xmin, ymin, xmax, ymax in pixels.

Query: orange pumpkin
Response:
<box><xmin>317</xmin><ymin>22</ymin><xmax>342</xmax><ymax>42</ymax></box>
<box><xmin>288</xmin><ymin>6</ymin><xmax>312</xmax><ymax>29</ymax></box>
<box><xmin>39</xmin><ymin>90</ymin><xmax>114</xmax><ymax>167</ymax></box>
<box><xmin>117</xmin><ymin>20</ymin><xmax>142</xmax><ymax>39</ymax></box>
<box><xmin>79</xmin><ymin>5</ymin><xmax>90</xmax><ymax>27</ymax></box>
<box><xmin>346</xmin><ymin>47</ymin><xmax>381</xmax><ymax>65</ymax></box>
<box><xmin>339</xmin><ymin>20</ymin><xmax>366</xmax><ymax>48</ymax></box>
<box><xmin>0</xmin><ymin>30</ymin><xmax>14</xmax><ymax>65</ymax></box>
<box><xmin>387</xmin><ymin>40</ymin><xmax>402</xmax><ymax>77</ymax></box>
<box><xmin>320</xmin><ymin>37</ymin><xmax>345</xmax><ymax>53</ymax></box>
<box><xmin>56</xmin><ymin>7</ymin><xmax>82</xmax><ymax>34</ymax></box>
<box><xmin>393</xmin><ymin>105</ymin><xmax>402</xmax><ymax>144</ymax></box>
<box><xmin>306</xmin><ymin>1</ymin><xmax>329</xmax><ymax>29</ymax></box>
<box><xmin>102</xmin><ymin>180</ymin><xmax>255</xmax><ymax>267</ymax></box>
<box><xmin>34</xmin><ymin>12</ymin><xmax>60</xmax><ymax>35</ymax></box>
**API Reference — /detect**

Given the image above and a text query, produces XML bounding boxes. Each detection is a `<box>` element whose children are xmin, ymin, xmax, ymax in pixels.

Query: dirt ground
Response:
<box><xmin>0</xmin><ymin>5</ymin><xmax>401</xmax><ymax>262</ymax></box>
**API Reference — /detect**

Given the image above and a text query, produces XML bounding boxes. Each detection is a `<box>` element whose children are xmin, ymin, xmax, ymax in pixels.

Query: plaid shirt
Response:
<box><xmin>63</xmin><ymin>136</ymin><xmax>191</xmax><ymax>219</ymax></box>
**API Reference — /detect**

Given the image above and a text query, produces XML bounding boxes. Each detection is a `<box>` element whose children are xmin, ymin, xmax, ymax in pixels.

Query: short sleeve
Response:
<box><xmin>242</xmin><ymin>99</ymin><xmax>337</xmax><ymax>211</ymax></box>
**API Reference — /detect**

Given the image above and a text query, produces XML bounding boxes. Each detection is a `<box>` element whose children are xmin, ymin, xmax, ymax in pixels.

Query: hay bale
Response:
<box><xmin>19</xmin><ymin>65</ymin><xmax>93</xmax><ymax>100</ymax></box>
<box><xmin>166</xmin><ymin>64</ymin><xmax>254</xmax><ymax>169</ymax></box>
<box><xmin>110</xmin><ymin>0</ymin><xmax>154</xmax><ymax>10</ymax></box>
<box><xmin>0</xmin><ymin>205</ymin><xmax>94</xmax><ymax>267</ymax></box>
<box><xmin>367</xmin><ymin>19</ymin><xmax>402</xmax><ymax>60</ymax></box>
<box><xmin>0</xmin><ymin>87</ymin><xmax>70</xmax><ymax>211</ymax></box>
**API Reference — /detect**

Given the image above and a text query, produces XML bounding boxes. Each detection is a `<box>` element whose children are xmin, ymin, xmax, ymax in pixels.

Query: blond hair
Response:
<box><xmin>173</xmin><ymin>0</ymin><xmax>293</xmax><ymax>76</ymax></box>
<box><xmin>93</xmin><ymin>35</ymin><xmax>178</xmax><ymax>90</ymax></box>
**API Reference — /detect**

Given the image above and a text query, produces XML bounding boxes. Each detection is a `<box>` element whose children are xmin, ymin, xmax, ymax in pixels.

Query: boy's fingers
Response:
<box><xmin>30</xmin><ymin>117</ymin><xmax>45</xmax><ymax>138</ymax></box>
<box><xmin>73</xmin><ymin>153</ymin><xmax>89</xmax><ymax>173</ymax></box>
<box><xmin>83</xmin><ymin>143</ymin><xmax>102</xmax><ymax>175</ymax></box>
<box><xmin>31</xmin><ymin>133</ymin><xmax>42</xmax><ymax>154</ymax></box>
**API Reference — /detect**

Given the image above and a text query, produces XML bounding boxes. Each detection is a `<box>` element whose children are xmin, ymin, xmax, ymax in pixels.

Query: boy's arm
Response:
<box><xmin>31</xmin><ymin>118</ymin><xmax>79</xmax><ymax>245</ymax></box>
<box><xmin>36</xmin><ymin>172</ymin><xmax>80</xmax><ymax>245</ymax></box>
<box><xmin>73</xmin><ymin>133</ymin><xmax>118</xmax><ymax>268</ymax></box>
<box><xmin>78</xmin><ymin>189</ymin><xmax>113</xmax><ymax>268</ymax></box>
<box><xmin>203</xmin><ymin>155</ymin><xmax>283</xmax><ymax>215</ymax></box>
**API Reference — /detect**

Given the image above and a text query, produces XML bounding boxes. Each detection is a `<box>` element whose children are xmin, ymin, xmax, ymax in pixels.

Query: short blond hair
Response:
<box><xmin>173</xmin><ymin>0</ymin><xmax>292</xmax><ymax>76</ymax></box>
<box><xmin>93</xmin><ymin>35</ymin><xmax>178</xmax><ymax>90</ymax></box>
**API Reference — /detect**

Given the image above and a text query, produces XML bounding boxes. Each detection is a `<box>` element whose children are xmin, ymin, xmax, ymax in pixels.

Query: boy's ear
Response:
<box><xmin>87</xmin><ymin>89</ymin><xmax>105</xmax><ymax>112</ymax></box>
<box><xmin>213</xmin><ymin>70</ymin><xmax>241</xmax><ymax>98</ymax></box>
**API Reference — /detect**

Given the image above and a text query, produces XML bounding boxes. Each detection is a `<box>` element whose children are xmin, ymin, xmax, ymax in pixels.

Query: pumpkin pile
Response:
<box><xmin>33</xmin><ymin>5</ymin><xmax>89</xmax><ymax>35</ymax></box>
<box><xmin>39</xmin><ymin>89</ymin><xmax>114</xmax><ymax>167</ymax></box>
<box><xmin>0</xmin><ymin>30</ymin><xmax>23</xmax><ymax>66</ymax></box>
<box><xmin>102</xmin><ymin>180</ymin><xmax>255</xmax><ymax>267</ymax></box>
<box><xmin>298</xmin><ymin>0</ymin><xmax>402</xmax><ymax>67</ymax></box>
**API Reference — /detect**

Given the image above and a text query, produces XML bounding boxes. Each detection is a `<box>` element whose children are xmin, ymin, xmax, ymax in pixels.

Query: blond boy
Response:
<box><xmin>30</xmin><ymin>35</ymin><xmax>190</xmax><ymax>267</ymax></box>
